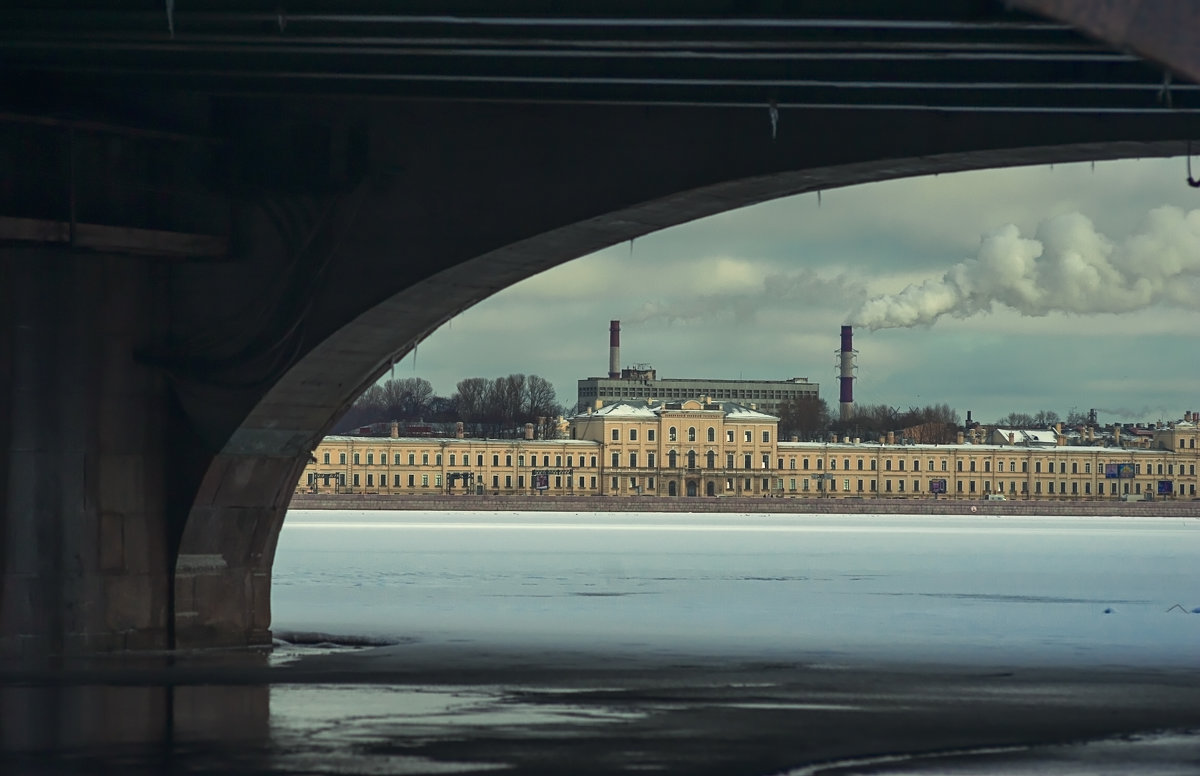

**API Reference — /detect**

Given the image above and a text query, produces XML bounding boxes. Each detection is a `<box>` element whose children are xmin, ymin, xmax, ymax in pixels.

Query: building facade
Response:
<box><xmin>577</xmin><ymin>373</ymin><xmax>818</xmax><ymax>415</ymax></box>
<box><xmin>298</xmin><ymin>403</ymin><xmax>1200</xmax><ymax>502</ymax></box>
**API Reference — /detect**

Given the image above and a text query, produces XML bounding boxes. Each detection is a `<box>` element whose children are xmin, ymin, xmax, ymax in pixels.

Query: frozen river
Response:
<box><xmin>273</xmin><ymin>510</ymin><xmax>1200</xmax><ymax>667</ymax></box>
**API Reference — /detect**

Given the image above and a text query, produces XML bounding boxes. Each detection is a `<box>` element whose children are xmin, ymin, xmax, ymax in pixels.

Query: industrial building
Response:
<box><xmin>576</xmin><ymin>320</ymin><xmax>819</xmax><ymax>414</ymax></box>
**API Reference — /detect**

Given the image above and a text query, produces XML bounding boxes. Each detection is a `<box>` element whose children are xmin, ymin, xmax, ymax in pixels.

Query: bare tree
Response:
<box><xmin>777</xmin><ymin>397</ymin><xmax>831</xmax><ymax>441</ymax></box>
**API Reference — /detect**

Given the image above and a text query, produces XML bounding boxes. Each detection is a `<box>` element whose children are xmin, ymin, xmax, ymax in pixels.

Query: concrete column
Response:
<box><xmin>0</xmin><ymin>248</ymin><xmax>171</xmax><ymax>657</ymax></box>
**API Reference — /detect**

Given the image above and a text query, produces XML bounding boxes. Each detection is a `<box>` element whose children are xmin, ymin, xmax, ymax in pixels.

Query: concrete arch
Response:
<box><xmin>168</xmin><ymin>98</ymin><xmax>1200</xmax><ymax>647</ymax></box>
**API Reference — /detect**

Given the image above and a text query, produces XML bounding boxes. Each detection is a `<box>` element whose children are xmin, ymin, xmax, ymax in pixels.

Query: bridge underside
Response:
<box><xmin>2</xmin><ymin>1</ymin><xmax>1200</xmax><ymax>655</ymax></box>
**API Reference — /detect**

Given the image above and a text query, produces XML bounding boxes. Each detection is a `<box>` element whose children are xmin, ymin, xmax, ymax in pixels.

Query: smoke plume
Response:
<box><xmin>848</xmin><ymin>206</ymin><xmax>1200</xmax><ymax>330</ymax></box>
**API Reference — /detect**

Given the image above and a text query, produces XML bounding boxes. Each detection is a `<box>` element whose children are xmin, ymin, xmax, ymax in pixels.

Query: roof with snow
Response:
<box><xmin>988</xmin><ymin>428</ymin><xmax>1061</xmax><ymax>446</ymax></box>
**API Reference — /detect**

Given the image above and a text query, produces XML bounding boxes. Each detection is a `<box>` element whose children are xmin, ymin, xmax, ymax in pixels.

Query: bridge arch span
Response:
<box><xmin>173</xmin><ymin>97</ymin><xmax>1196</xmax><ymax>647</ymax></box>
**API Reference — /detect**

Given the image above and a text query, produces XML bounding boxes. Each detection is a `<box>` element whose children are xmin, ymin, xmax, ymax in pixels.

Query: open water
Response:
<box><xmin>273</xmin><ymin>510</ymin><xmax>1200</xmax><ymax>667</ymax></box>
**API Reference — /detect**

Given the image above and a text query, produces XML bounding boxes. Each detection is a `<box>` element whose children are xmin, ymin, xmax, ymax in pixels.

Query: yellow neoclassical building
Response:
<box><xmin>298</xmin><ymin>401</ymin><xmax>1200</xmax><ymax>502</ymax></box>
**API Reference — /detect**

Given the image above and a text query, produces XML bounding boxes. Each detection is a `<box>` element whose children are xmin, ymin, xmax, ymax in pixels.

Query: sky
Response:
<box><xmin>391</xmin><ymin>157</ymin><xmax>1200</xmax><ymax>426</ymax></box>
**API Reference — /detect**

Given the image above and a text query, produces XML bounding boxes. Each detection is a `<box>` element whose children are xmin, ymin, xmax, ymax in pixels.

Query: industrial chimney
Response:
<box><xmin>838</xmin><ymin>325</ymin><xmax>856</xmax><ymax>422</ymax></box>
<box><xmin>609</xmin><ymin>320</ymin><xmax>621</xmax><ymax>379</ymax></box>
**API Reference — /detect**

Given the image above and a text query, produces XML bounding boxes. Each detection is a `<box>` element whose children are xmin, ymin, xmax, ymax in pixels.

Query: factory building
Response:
<box><xmin>299</xmin><ymin>405</ymin><xmax>1200</xmax><ymax>502</ymax></box>
<box><xmin>576</xmin><ymin>320</ymin><xmax>819</xmax><ymax>414</ymax></box>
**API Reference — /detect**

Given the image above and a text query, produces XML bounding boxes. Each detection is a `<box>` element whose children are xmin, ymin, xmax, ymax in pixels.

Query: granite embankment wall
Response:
<box><xmin>289</xmin><ymin>493</ymin><xmax>1200</xmax><ymax>518</ymax></box>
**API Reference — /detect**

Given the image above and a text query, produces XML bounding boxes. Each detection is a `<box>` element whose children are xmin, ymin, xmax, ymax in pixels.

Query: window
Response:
<box><xmin>969</xmin><ymin>461</ymin><xmax>976</xmax><ymax>472</ymax></box>
<box><xmin>612</xmin><ymin>477</ymin><xmax>619</xmax><ymax>490</ymax></box>
<box><xmin>803</xmin><ymin>458</ymin><xmax>809</xmax><ymax>470</ymax></box>
<box><xmin>422</xmin><ymin>453</ymin><xmax>429</xmax><ymax>465</ymax></box>
<box><xmin>435</xmin><ymin>475</ymin><xmax>442</xmax><ymax>488</ymax></box>
<box><xmin>477</xmin><ymin>454</ymin><xmax>484</xmax><ymax>466</ymax></box>
<box><xmin>492</xmin><ymin>475</ymin><xmax>499</xmax><ymax>488</ymax></box>
<box><xmin>669</xmin><ymin>450</ymin><xmax>678</xmax><ymax>467</ymax></box>
<box><xmin>727</xmin><ymin>430</ymin><xmax>735</xmax><ymax>442</ymax></box>
<box><xmin>567</xmin><ymin>455</ymin><xmax>573</xmax><ymax>467</ymax></box>
<box><xmin>421</xmin><ymin>474</ymin><xmax>429</xmax><ymax>487</ymax></box>
<box><xmin>708</xmin><ymin>427</ymin><xmax>716</xmax><ymax>442</ymax></box>
<box><xmin>688</xmin><ymin>427</ymin><xmax>697</xmax><ymax>442</ymax></box>
<box><xmin>941</xmin><ymin>460</ymin><xmax>948</xmax><ymax>471</ymax></box>
<box><xmin>858</xmin><ymin>459</ymin><xmax>864</xmax><ymax>471</ymax></box>
<box><xmin>408</xmin><ymin>474</ymin><xmax>414</xmax><ymax>486</ymax></box>
<box><xmin>708</xmin><ymin>451</ymin><xmax>716</xmax><ymax>468</ymax></box>
<box><xmin>1072</xmin><ymin>461</ymin><xmax>1077</xmax><ymax>474</ymax></box>
<box><xmin>762</xmin><ymin>431</ymin><xmax>770</xmax><ymax>443</ymax></box>
<box><xmin>611</xmin><ymin>429</ymin><xmax>619</xmax><ymax>441</ymax></box>
<box><xmin>983</xmin><ymin>461</ymin><xmax>989</xmax><ymax>472</ymax></box>
<box><xmin>394</xmin><ymin>474</ymin><xmax>401</xmax><ymax>486</ymax></box>
<box><xmin>339</xmin><ymin>453</ymin><xmax>346</xmax><ymax>465</ymax></box>
<box><xmin>505</xmin><ymin>455</ymin><xmax>512</xmax><ymax>466</ymax></box>
<box><xmin>885</xmin><ymin>460</ymin><xmax>891</xmax><ymax>471</ymax></box>
<box><xmin>612</xmin><ymin>452</ymin><xmax>620</xmax><ymax>467</ymax></box>
<box><xmin>366</xmin><ymin>453</ymin><xmax>373</xmax><ymax>465</ymax></box>
<box><xmin>727</xmin><ymin>453</ymin><xmax>735</xmax><ymax>468</ymax></box>
<box><xmin>395</xmin><ymin>453</ymin><xmax>402</xmax><ymax>465</ymax></box>
<box><xmin>648</xmin><ymin>430</ymin><xmax>655</xmax><ymax>441</ymax></box>
<box><xmin>688</xmin><ymin>450</ymin><xmax>697</xmax><ymax>469</ymax></box>
<box><xmin>554</xmin><ymin>455</ymin><xmax>560</xmax><ymax>466</ymax></box>
<box><xmin>353</xmin><ymin>474</ymin><xmax>360</xmax><ymax>486</ymax></box>
<box><xmin>353</xmin><ymin>453</ymin><xmax>360</xmax><ymax>465</ymax></box>
<box><xmin>844</xmin><ymin>458</ymin><xmax>850</xmax><ymax>470</ymax></box>
<box><xmin>367</xmin><ymin>474</ymin><xmax>373</xmax><ymax>486</ymax></box>
<box><xmin>518</xmin><ymin>475</ymin><xmax>524</xmax><ymax>488</ymax></box>
<box><xmin>648</xmin><ymin>452</ymin><xmax>656</xmax><ymax>467</ymax></box>
<box><xmin>762</xmin><ymin>454</ymin><xmax>770</xmax><ymax>469</ymax></box>
<box><xmin>322</xmin><ymin>452</ymin><xmax>330</xmax><ymax>464</ymax></box>
<box><xmin>669</xmin><ymin>427</ymin><xmax>678</xmax><ymax>442</ymax></box>
<box><xmin>745</xmin><ymin>454</ymin><xmax>752</xmax><ymax>469</ymax></box>
<box><xmin>630</xmin><ymin>428</ymin><xmax>638</xmax><ymax>441</ymax></box>
<box><xmin>870</xmin><ymin>459</ymin><xmax>877</xmax><ymax>471</ymax></box>
<box><xmin>435</xmin><ymin>454</ymin><xmax>442</xmax><ymax>466</ymax></box>
<box><xmin>492</xmin><ymin>454</ymin><xmax>499</xmax><ymax>466</ymax></box>
<box><xmin>956</xmin><ymin>461</ymin><xmax>963</xmax><ymax>472</ymax></box>
<box><xmin>590</xmin><ymin>456</ymin><xmax>597</xmax><ymax>467</ymax></box>
<box><xmin>913</xmin><ymin>459</ymin><xmax>920</xmax><ymax>472</ymax></box>
<box><xmin>831</xmin><ymin>459</ymin><xmax>838</xmax><ymax>470</ymax></box>
<box><xmin>744</xmin><ymin>430</ymin><xmax>752</xmax><ymax>442</ymax></box>
<box><xmin>630</xmin><ymin>452</ymin><xmax>638</xmax><ymax>467</ymax></box>
<box><xmin>518</xmin><ymin>455</ymin><xmax>526</xmax><ymax>467</ymax></box>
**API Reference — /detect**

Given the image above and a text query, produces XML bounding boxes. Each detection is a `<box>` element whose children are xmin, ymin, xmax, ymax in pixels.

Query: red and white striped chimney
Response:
<box><xmin>839</xmin><ymin>325</ymin><xmax>856</xmax><ymax>422</ymax></box>
<box><xmin>609</xmin><ymin>320</ymin><xmax>621</xmax><ymax>378</ymax></box>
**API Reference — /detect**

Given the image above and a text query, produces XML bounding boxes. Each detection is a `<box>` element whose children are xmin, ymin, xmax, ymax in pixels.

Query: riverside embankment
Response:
<box><xmin>289</xmin><ymin>492</ymin><xmax>1200</xmax><ymax>517</ymax></box>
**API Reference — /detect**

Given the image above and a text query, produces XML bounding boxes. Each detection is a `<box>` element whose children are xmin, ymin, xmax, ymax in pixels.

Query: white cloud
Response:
<box><xmin>395</xmin><ymin>157</ymin><xmax>1200</xmax><ymax>423</ymax></box>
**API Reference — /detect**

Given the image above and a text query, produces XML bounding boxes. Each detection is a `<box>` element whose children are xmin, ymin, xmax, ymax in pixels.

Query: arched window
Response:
<box><xmin>669</xmin><ymin>426</ymin><xmax>677</xmax><ymax>442</ymax></box>
<box><xmin>707</xmin><ymin>427</ymin><xmax>715</xmax><ymax>442</ymax></box>
<box><xmin>668</xmin><ymin>450</ymin><xmax>678</xmax><ymax>468</ymax></box>
<box><xmin>688</xmin><ymin>427</ymin><xmax>697</xmax><ymax>442</ymax></box>
<box><xmin>687</xmin><ymin>450</ymin><xmax>697</xmax><ymax>469</ymax></box>
<box><xmin>366</xmin><ymin>453</ymin><xmax>373</xmax><ymax>465</ymax></box>
<box><xmin>706</xmin><ymin>450</ymin><xmax>716</xmax><ymax>468</ymax></box>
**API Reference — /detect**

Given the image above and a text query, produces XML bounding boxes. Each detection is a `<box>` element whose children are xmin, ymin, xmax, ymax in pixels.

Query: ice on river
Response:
<box><xmin>271</xmin><ymin>510</ymin><xmax>1200</xmax><ymax>667</ymax></box>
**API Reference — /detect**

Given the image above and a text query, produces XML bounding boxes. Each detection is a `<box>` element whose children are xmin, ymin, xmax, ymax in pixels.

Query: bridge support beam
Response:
<box><xmin>0</xmin><ymin>247</ymin><xmax>173</xmax><ymax>656</ymax></box>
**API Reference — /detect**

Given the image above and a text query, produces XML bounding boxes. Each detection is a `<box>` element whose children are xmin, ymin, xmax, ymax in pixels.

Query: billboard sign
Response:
<box><xmin>533</xmin><ymin>472</ymin><xmax>550</xmax><ymax>491</ymax></box>
<box><xmin>929</xmin><ymin>478</ymin><xmax>947</xmax><ymax>494</ymax></box>
<box><xmin>1158</xmin><ymin>480</ymin><xmax>1174</xmax><ymax>495</ymax></box>
<box><xmin>1104</xmin><ymin>463</ymin><xmax>1134</xmax><ymax>479</ymax></box>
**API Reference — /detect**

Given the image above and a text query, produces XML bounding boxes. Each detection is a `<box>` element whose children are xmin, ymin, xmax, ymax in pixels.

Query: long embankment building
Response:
<box><xmin>298</xmin><ymin>401</ymin><xmax>1200</xmax><ymax>502</ymax></box>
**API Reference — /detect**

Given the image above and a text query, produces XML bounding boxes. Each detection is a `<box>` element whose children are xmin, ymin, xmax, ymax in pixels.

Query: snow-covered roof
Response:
<box><xmin>990</xmin><ymin>428</ymin><xmax>1060</xmax><ymax>446</ymax></box>
<box><xmin>717</xmin><ymin>402</ymin><xmax>780</xmax><ymax>421</ymax></box>
<box><xmin>583</xmin><ymin>402</ymin><xmax>659</xmax><ymax>419</ymax></box>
